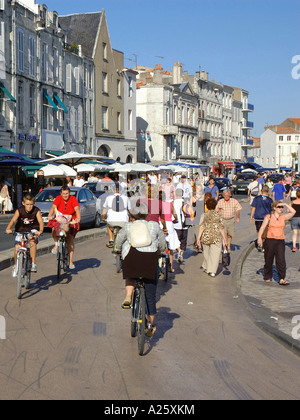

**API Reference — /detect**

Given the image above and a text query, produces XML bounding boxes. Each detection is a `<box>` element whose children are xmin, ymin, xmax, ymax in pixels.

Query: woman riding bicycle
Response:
<box><xmin>115</xmin><ymin>201</ymin><xmax>166</xmax><ymax>336</ymax></box>
<box><xmin>47</xmin><ymin>185</ymin><xmax>81</xmax><ymax>269</ymax></box>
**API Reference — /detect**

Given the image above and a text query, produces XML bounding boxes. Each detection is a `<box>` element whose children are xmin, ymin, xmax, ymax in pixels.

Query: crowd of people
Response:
<box><xmin>3</xmin><ymin>166</ymin><xmax>300</xmax><ymax>337</ymax></box>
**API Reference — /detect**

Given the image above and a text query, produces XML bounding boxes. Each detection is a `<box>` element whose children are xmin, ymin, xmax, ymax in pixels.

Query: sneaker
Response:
<box><xmin>146</xmin><ymin>325</ymin><xmax>157</xmax><ymax>337</ymax></box>
<box><xmin>106</xmin><ymin>241</ymin><xmax>114</xmax><ymax>248</ymax></box>
<box><xmin>177</xmin><ymin>250</ymin><xmax>184</xmax><ymax>263</ymax></box>
<box><xmin>209</xmin><ymin>273</ymin><xmax>216</xmax><ymax>277</ymax></box>
<box><xmin>12</xmin><ymin>265</ymin><xmax>17</xmax><ymax>278</ymax></box>
<box><xmin>30</xmin><ymin>263</ymin><xmax>37</xmax><ymax>272</ymax></box>
<box><xmin>121</xmin><ymin>295</ymin><xmax>132</xmax><ymax>308</ymax></box>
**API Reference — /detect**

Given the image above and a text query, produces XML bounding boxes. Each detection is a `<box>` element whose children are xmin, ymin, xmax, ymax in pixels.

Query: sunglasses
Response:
<box><xmin>276</xmin><ymin>206</ymin><xmax>284</xmax><ymax>209</ymax></box>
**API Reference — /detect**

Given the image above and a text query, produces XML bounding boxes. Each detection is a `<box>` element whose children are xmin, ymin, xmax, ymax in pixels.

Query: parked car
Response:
<box><xmin>205</xmin><ymin>177</ymin><xmax>233</xmax><ymax>196</ymax></box>
<box><xmin>232</xmin><ymin>173</ymin><xmax>255</xmax><ymax>194</ymax></box>
<box><xmin>85</xmin><ymin>181</ymin><xmax>116</xmax><ymax>219</ymax></box>
<box><xmin>34</xmin><ymin>186</ymin><xmax>101</xmax><ymax>228</ymax></box>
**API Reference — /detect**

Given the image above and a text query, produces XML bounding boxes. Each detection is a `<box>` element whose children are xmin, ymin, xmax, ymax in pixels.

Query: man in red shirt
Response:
<box><xmin>48</xmin><ymin>186</ymin><xmax>81</xmax><ymax>269</ymax></box>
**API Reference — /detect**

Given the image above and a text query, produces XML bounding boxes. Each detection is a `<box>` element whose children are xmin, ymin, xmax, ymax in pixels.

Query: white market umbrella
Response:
<box><xmin>158</xmin><ymin>165</ymin><xmax>189</xmax><ymax>172</ymax></box>
<box><xmin>75</xmin><ymin>163</ymin><xmax>99</xmax><ymax>173</ymax></box>
<box><xmin>58</xmin><ymin>164</ymin><xmax>77</xmax><ymax>177</ymax></box>
<box><xmin>110</xmin><ymin>162</ymin><xmax>157</xmax><ymax>173</ymax></box>
<box><xmin>34</xmin><ymin>164</ymin><xmax>65</xmax><ymax>178</ymax></box>
<box><xmin>39</xmin><ymin>151</ymin><xmax>108</xmax><ymax>168</ymax></box>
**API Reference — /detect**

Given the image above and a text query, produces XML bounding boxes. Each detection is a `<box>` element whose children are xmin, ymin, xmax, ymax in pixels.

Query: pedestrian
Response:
<box><xmin>250</xmin><ymin>185</ymin><xmax>273</xmax><ymax>249</ymax></box>
<box><xmin>216</xmin><ymin>189</ymin><xmax>242</xmax><ymax>252</ymax></box>
<box><xmin>173</xmin><ymin>188</ymin><xmax>189</xmax><ymax>263</ymax></box>
<box><xmin>115</xmin><ymin>201</ymin><xmax>166</xmax><ymax>337</ymax></box>
<box><xmin>204</xmin><ymin>177</ymin><xmax>219</xmax><ymax>201</ymax></box>
<box><xmin>73</xmin><ymin>174</ymin><xmax>85</xmax><ymax>187</ymax></box>
<box><xmin>0</xmin><ymin>178</ymin><xmax>10</xmax><ymax>214</ymax></box>
<box><xmin>291</xmin><ymin>190</ymin><xmax>300</xmax><ymax>252</ymax></box>
<box><xmin>162</xmin><ymin>177</ymin><xmax>175</xmax><ymax>202</ymax></box>
<box><xmin>197</xmin><ymin>198</ymin><xmax>228</xmax><ymax>277</ymax></box>
<box><xmin>176</xmin><ymin>175</ymin><xmax>193</xmax><ymax>203</ymax></box>
<box><xmin>247</xmin><ymin>175</ymin><xmax>260</xmax><ymax>205</ymax></box>
<box><xmin>272</xmin><ymin>177</ymin><xmax>286</xmax><ymax>201</ymax></box>
<box><xmin>257</xmin><ymin>201</ymin><xmax>296</xmax><ymax>285</ymax></box>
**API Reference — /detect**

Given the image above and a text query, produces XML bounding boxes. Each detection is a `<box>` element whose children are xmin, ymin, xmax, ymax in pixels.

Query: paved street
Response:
<box><xmin>0</xmin><ymin>198</ymin><xmax>300</xmax><ymax>400</ymax></box>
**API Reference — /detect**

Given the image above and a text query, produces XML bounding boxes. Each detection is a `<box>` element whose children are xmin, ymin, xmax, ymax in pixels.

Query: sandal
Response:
<box><xmin>51</xmin><ymin>246</ymin><xmax>58</xmax><ymax>255</ymax></box>
<box><xmin>168</xmin><ymin>266</ymin><xmax>175</xmax><ymax>273</ymax></box>
<box><xmin>292</xmin><ymin>248</ymin><xmax>297</xmax><ymax>252</ymax></box>
<box><xmin>279</xmin><ymin>280</ymin><xmax>290</xmax><ymax>286</ymax></box>
<box><xmin>69</xmin><ymin>263</ymin><xmax>75</xmax><ymax>270</ymax></box>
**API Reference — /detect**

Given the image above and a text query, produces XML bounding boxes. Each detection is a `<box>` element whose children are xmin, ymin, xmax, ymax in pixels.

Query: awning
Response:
<box><xmin>43</xmin><ymin>90</ymin><xmax>58</xmax><ymax>111</ymax></box>
<box><xmin>53</xmin><ymin>93</ymin><xmax>68</xmax><ymax>113</ymax></box>
<box><xmin>0</xmin><ymin>82</ymin><xmax>16</xmax><ymax>102</ymax></box>
<box><xmin>218</xmin><ymin>161</ymin><xmax>236</xmax><ymax>168</ymax></box>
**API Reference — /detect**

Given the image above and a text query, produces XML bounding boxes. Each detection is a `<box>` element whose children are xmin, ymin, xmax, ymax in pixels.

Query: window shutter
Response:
<box><xmin>66</xmin><ymin>63</ymin><xmax>72</xmax><ymax>92</ymax></box>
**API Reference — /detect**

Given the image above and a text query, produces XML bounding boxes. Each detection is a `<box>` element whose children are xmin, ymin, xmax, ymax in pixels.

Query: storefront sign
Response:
<box><xmin>18</xmin><ymin>134</ymin><xmax>39</xmax><ymax>142</ymax></box>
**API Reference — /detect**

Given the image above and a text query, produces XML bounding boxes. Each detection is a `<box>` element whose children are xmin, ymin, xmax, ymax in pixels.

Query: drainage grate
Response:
<box><xmin>93</xmin><ymin>322</ymin><xmax>107</xmax><ymax>336</ymax></box>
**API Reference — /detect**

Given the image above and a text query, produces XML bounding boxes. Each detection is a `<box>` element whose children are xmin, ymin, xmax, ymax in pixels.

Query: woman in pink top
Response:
<box><xmin>160</xmin><ymin>192</ymin><xmax>180</xmax><ymax>273</ymax></box>
<box><xmin>258</xmin><ymin>201</ymin><xmax>296</xmax><ymax>285</ymax></box>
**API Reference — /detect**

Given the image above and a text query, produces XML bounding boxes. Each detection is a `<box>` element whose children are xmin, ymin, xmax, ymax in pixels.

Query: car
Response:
<box><xmin>232</xmin><ymin>173</ymin><xmax>255</xmax><ymax>194</ymax></box>
<box><xmin>213</xmin><ymin>177</ymin><xmax>233</xmax><ymax>194</ymax></box>
<box><xmin>34</xmin><ymin>186</ymin><xmax>101</xmax><ymax>228</ymax></box>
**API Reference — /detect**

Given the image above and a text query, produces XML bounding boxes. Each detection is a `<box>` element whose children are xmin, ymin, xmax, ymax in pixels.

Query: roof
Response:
<box><xmin>275</xmin><ymin>127</ymin><xmax>299</xmax><ymax>134</ymax></box>
<box><xmin>58</xmin><ymin>12</ymin><xmax>102</xmax><ymax>58</ymax></box>
<box><xmin>287</xmin><ymin>118</ymin><xmax>300</xmax><ymax>125</ymax></box>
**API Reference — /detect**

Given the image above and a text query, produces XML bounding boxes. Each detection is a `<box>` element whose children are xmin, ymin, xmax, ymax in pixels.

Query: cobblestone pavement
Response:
<box><xmin>240</xmin><ymin>228</ymin><xmax>300</xmax><ymax>354</ymax></box>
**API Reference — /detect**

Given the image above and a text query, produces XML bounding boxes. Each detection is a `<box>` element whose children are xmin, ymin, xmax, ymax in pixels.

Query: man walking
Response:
<box><xmin>272</xmin><ymin>177</ymin><xmax>286</xmax><ymax>201</ymax></box>
<box><xmin>250</xmin><ymin>185</ymin><xmax>273</xmax><ymax>250</ymax></box>
<box><xmin>216</xmin><ymin>189</ymin><xmax>242</xmax><ymax>252</ymax></box>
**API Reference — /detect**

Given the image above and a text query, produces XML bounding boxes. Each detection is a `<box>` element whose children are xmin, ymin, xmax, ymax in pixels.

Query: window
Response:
<box><xmin>18</xmin><ymin>29</ymin><xmax>24</xmax><ymax>72</ymax></box>
<box><xmin>102</xmin><ymin>106</ymin><xmax>108</xmax><ymax>130</ymax></box>
<box><xmin>17</xmin><ymin>82</ymin><xmax>23</xmax><ymax>128</ymax></box>
<box><xmin>53</xmin><ymin>47</ymin><xmax>58</xmax><ymax>81</ymax></box>
<box><xmin>74</xmin><ymin>67</ymin><xmax>80</xmax><ymax>95</ymax></box>
<box><xmin>117</xmin><ymin>79</ymin><xmax>121</xmax><ymax>97</ymax></box>
<box><xmin>29</xmin><ymin>36</ymin><xmax>35</xmax><ymax>77</ymax></box>
<box><xmin>279</xmin><ymin>136</ymin><xmax>283</xmax><ymax>141</ymax></box>
<box><xmin>102</xmin><ymin>42</ymin><xmax>107</xmax><ymax>60</ymax></box>
<box><xmin>66</xmin><ymin>63</ymin><xmax>72</xmax><ymax>92</ymax></box>
<box><xmin>128</xmin><ymin>109</ymin><xmax>132</xmax><ymax>131</ymax></box>
<box><xmin>42</xmin><ymin>91</ymin><xmax>48</xmax><ymax>129</ymax></box>
<box><xmin>296</xmin><ymin>136</ymin><xmax>299</xmax><ymax>142</ymax></box>
<box><xmin>29</xmin><ymin>84</ymin><xmax>35</xmax><ymax>127</ymax></box>
<box><xmin>117</xmin><ymin>112</ymin><xmax>121</xmax><ymax>131</ymax></box>
<box><xmin>287</xmin><ymin>135</ymin><xmax>291</xmax><ymax>141</ymax></box>
<box><xmin>128</xmin><ymin>77</ymin><xmax>132</xmax><ymax>97</ymax></box>
<box><xmin>102</xmin><ymin>72</ymin><xmax>108</xmax><ymax>93</ymax></box>
<box><xmin>42</xmin><ymin>43</ymin><xmax>47</xmax><ymax>80</ymax></box>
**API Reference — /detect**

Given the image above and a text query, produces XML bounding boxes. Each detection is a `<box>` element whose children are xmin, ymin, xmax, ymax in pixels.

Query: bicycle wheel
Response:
<box><xmin>24</xmin><ymin>260</ymin><xmax>31</xmax><ymax>290</ymax></box>
<box><xmin>163</xmin><ymin>256</ymin><xmax>169</xmax><ymax>282</ymax></box>
<box><xmin>62</xmin><ymin>241</ymin><xmax>68</xmax><ymax>272</ymax></box>
<box><xmin>137</xmin><ymin>286</ymin><xmax>146</xmax><ymax>356</ymax></box>
<box><xmin>115</xmin><ymin>253</ymin><xmax>122</xmax><ymax>273</ymax></box>
<box><xmin>57</xmin><ymin>241</ymin><xmax>62</xmax><ymax>279</ymax></box>
<box><xmin>131</xmin><ymin>289</ymin><xmax>138</xmax><ymax>337</ymax></box>
<box><xmin>16</xmin><ymin>253</ymin><xmax>24</xmax><ymax>299</ymax></box>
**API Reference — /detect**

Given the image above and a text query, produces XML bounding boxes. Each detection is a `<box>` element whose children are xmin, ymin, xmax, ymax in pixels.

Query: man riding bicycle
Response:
<box><xmin>102</xmin><ymin>182</ymin><xmax>131</xmax><ymax>248</ymax></box>
<box><xmin>6</xmin><ymin>193</ymin><xmax>44</xmax><ymax>276</ymax></box>
<box><xmin>47</xmin><ymin>185</ymin><xmax>81</xmax><ymax>270</ymax></box>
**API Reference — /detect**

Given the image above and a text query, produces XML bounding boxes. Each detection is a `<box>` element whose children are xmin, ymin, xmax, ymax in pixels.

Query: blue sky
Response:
<box><xmin>45</xmin><ymin>0</ymin><xmax>300</xmax><ymax>137</ymax></box>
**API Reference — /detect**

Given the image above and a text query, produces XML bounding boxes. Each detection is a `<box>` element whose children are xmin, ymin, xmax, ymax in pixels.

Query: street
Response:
<box><xmin>0</xmin><ymin>197</ymin><xmax>300</xmax><ymax>400</ymax></box>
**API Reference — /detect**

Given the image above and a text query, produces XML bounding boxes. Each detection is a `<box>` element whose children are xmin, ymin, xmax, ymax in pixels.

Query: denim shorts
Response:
<box><xmin>291</xmin><ymin>217</ymin><xmax>300</xmax><ymax>230</ymax></box>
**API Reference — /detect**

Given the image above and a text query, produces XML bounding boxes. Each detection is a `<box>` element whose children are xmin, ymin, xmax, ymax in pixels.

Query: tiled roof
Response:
<box><xmin>276</xmin><ymin>127</ymin><xmax>299</xmax><ymax>134</ymax></box>
<box><xmin>58</xmin><ymin>12</ymin><xmax>102</xmax><ymax>58</ymax></box>
<box><xmin>288</xmin><ymin>118</ymin><xmax>300</xmax><ymax>125</ymax></box>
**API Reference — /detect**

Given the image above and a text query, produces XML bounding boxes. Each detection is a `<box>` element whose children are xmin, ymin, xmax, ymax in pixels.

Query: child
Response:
<box><xmin>6</xmin><ymin>193</ymin><xmax>44</xmax><ymax>277</ymax></box>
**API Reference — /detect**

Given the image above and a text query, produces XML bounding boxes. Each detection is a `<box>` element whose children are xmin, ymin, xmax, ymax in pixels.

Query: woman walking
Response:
<box><xmin>197</xmin><ymin>198</ymin><xmax>227</xmax><ymax>277</ymax></box>
<box><xmin>291</xmin><ymin>190</ymin><xmax>300</xmax><ymax>252</ymax></box>
<box><xmin>257</xmin><ymin>201</ymin><xmax>296</xmax><ymax>285</ymax></box>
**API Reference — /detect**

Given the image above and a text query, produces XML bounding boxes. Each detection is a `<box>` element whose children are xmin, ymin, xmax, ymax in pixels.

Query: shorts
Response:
<box><xmin>291</xmin><ymin>217</ymin><xmax>300</xmax><ymax>230</ymax></box>
<box><xmin>69</xmin><ymin>223</ymin><xmax>80</xmax><ymax>238</ymax></box>
<box><xmin>108</xmin><ymin>221</ymin><xmax>126</xmax><ymax>230</ymax></box>
<box><xmin>15</xmin><ymin>232</ymin><xmax>39</xmax><ymax>245</ymax></box>
<box><xmin>222</xmin><ymin>218</ymin><xmax>235</xmax><ymax>237</ymax></box>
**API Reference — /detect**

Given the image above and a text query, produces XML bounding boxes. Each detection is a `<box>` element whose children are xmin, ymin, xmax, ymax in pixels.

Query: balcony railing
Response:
<box><xmin>242</xmin><ymin>121</ymin><xmax>254</xmax><ymax>130</ymax></box>
<box><xmin>243</xmin><ymin>103</ymin><xmax>254</xmax><ymax>112</ymax></box>
<box><xmin>198</xmin><ymin>131</ymin><xmax>210</xmax><ymax>143</ymax></box>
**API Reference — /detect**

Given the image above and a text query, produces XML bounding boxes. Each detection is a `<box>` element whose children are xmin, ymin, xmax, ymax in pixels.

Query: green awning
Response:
<box><xmin>23</xmin><ymin>165</ymin><xmax>43</xmax><ymax>176</ymax></box>
<box><xmin>53</xmin><ymin>93</ymin><xmax>68</xmax><ymax>113</ymax></box>
<box><xmin>43</xmin><ymin>89</ymin><xmax>58</xmax><ymax>111</ymax></box>
<box><xmin>0</xmin><ymin>82</ymin><xmax>16</xmax><ymax>102</ymax></box>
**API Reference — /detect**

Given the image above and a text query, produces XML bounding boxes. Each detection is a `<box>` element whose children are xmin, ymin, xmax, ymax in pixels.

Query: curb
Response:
<box><xmin>233</xmin><ymin>241</ymin><xmax>300</xmax><ymax>358</ymax></box>
<box><xmin>0</xmin><ymin>226</ymin><xmax>107</xmax><ymax>272</ymax></box>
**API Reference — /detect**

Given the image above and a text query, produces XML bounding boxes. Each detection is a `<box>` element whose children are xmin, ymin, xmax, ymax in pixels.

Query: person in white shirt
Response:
<box><xmin>176</xmin><ymin>175</ymin><xmax>193</xmax><ymax>203</ymax></box>
<box><xmin>73</xmin><ymin>174</ymin><xmax>85</xmax><ymax>187</ymax></box>
<box><xmin>148</xmin><ymin>172</ymin><xmax>158</xmax><ymax>185</ymax></box>
<box><xmin>173</xmin><ymin>188</ymin><xmax>189</xmax><ymax>263</ymax></box>
<box><xmin>102</xmin><ymin>183</ymin><xmax>131</xmax><ymax>247</ymax></box>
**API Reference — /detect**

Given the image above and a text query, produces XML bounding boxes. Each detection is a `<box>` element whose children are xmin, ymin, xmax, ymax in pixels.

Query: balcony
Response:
<box><xmin>198</xmin><ymin>131</ymin><xmax>210</xmax><ymax>143</ymax></box>
<box><xmin>160</xmin><ymin>125</ymin><xmax>178</xmax><ymax>135</ymax></box>
<box><xmin>243</xmin><ymin>103</ymin><xmax>254</xmax><ymax>112</ymax></box>
<box><xmin>242</xmin><ymin>121</ymin><xmax>254</xmax><ymax>130</ymax></box>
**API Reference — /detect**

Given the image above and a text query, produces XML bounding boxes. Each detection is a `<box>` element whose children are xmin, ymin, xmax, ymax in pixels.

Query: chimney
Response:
<box><xmin>172</xmin><ymin>61</ymin><xmax>182</xmax><ymax>84</ymax></box>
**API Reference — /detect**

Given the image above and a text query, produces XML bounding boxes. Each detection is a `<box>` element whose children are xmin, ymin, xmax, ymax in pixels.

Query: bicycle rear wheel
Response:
<box><xmin>16</xmin><ymin>253</ymin><xmax>24</xmax><ymax>299</ymax></box>
<box><xmin>57</xmin><ymin>242</ymin><xmax>62</xmax><ymax>279</ymax></box>
<box><xmin>131</xmin><ymin>289</ymin><xmax>138</xmax><ymax>337</ymax></box>
<box><xmin>137</xmin><ymin>286</ymin><xmax>146</xmax><ymax>356</ymax></box>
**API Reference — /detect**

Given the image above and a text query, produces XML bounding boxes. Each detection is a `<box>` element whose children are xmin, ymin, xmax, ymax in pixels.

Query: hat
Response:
<box><xmin>181</xmin><ymin>174</ymin><xmax>186</xmax><ymax>178</ymax></box>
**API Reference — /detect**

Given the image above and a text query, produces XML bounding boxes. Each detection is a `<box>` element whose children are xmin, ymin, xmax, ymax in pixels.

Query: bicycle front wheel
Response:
<box><xmin>131</xmin><ymin>289</ymin><xmax>138</xmax><ymax>337</ymax></box>
<box><xmin>57</xmin><ymin>242</ymin><xmax>62</xmax><ymax>279</ymax></box>
<box><xmin>16</xmin><ymin>253</ymin><xmax>24</xmax><ymax>299</ymax></box>
<box><xmin>137</xmin><ymin>286</ymin><xmax>146</xmax><ymax>356</ymax></box>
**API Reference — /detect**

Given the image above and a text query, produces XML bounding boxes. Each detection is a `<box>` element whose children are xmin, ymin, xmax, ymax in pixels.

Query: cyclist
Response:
<box><xmin>5</xmin><ymin>193</ymin><xmax>44</xmax><ymax>276</ymax></box>
<box><xmin>102</xmin><ymin>182</ymin><xmax>131</xmax><ymax>248</ymax></box>
<box><xmin>47</xmin><ymin>185</ymin><xmax>81</xmax><ymax>270</ymax></box>
<box><xmin>115</xmin><ymin>201</ymin><xmax>166</xmax><ymax>337</ymax></box>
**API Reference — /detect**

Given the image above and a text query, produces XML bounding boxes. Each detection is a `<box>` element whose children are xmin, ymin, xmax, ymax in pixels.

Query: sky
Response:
<box><xmin>45</xmin><ymin>0</ymin><xmax>300</xmax><ymax>137</ymax></box>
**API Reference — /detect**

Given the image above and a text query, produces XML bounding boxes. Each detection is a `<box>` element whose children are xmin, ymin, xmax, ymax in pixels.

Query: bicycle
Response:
<box><xmin>57</xmin><ymin>230</ymin><xmax>68</xmax><ymax>279</ymax></box>
<box><xmin>128</xmin><ymin>278</ymin><xmax>151</xmax><ymax>356</ymax></box>
<box><xmin>158</xmin><ymin>247</ymin><xmax>170</xmax><ymax>282</ymax></box>
<box><xmin>112</xmin><ymin>224</ymin><xmax>125</xmax><ymax>273</ymax></box>
<box><xmin>15</xmin><ymin>230</ymin><xmax>37</xmax><ymax>299</ymax></box>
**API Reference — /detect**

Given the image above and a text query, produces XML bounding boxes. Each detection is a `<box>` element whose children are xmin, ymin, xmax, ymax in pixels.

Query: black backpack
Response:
<box><xmin>112</xmin><ymin>194</ymin><xmax>125</xmax><ymax>212</ymax></box>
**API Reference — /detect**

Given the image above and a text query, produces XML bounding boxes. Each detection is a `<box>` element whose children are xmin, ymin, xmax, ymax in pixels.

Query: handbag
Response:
<box><xmin>261</xmin><ymin>216</ymin><xmax>271</xmax><ymax>240</ymax></box>
<box><xmin>222</xmin><ymin>249</ymin><xmax>231</xmax><ymax>268</ymax></box>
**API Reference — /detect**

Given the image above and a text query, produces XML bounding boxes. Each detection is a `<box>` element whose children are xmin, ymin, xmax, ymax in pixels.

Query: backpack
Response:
<box><xmin>112</xmin><ymin>194</ymin><xmax>125</xmax><ymax>212</ymax></box>
<box><xmin>129</xmin><ymin>220</ymin><xmax>152</xmax><ymax>248</ymax></box>
<box><xmin>250</xmin><ymin>182</ymin><xmax>259</xmax><ymax>196</ymax></box>
<box><xmin>181</xmin><ymin>203</ymin><xmax>195</xmax><ymax>227</ymax></box>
